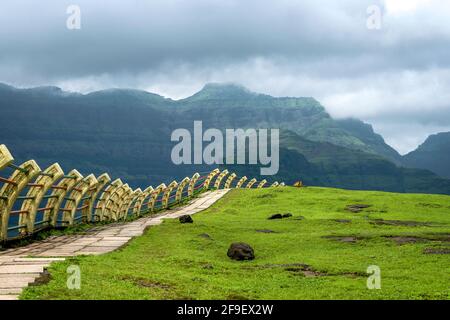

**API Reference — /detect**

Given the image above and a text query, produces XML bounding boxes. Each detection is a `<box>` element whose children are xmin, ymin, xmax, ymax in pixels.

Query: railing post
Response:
<box><xmin>224</xmin><ymin>173</ymin><xmax>237</xmax><ymax>189</ymax></box>
<box><xmin>175</xmin><ymin>177</ymin><xmax>190</xmax><ymax>202</ymax></box>
<box><xmin>81</xmin><ymin>173</ymin><xmax>111</xmax><ymax>223</ymax></box>
<box><xmin>214</xmin><ymin>170</ymin><xmax>229</xmax><ymax>189</ymax></box>
<box><xmin>0</xmin><ymin>160</ymin><xmax>41</xmax><ymax>240</ymax></box>
<box><xmin>203</xmin><ymin>169</ymin><xmax>220</xmax><ymax>190</ymax></box>
<box><xmin>94</xmin><ymin>178</ymin><xmax>122</xmax><ymax>222</ymax></box>
<box><xmin>119</xmin><ymin>188</ymin><xmax>141</xmax><ymax>220</ymax></box>
<box><xmin>113</xmin><ymin>185</ymin><xmax>133</xmax><ymax>221</ymax></box>
<box><xmin>162</xmin><ymin>181</ymin><xmax>178</xmax><ymax>209</ymax></box>
<box><xmin>132</xmin><ymin>186</ymin><xmax>153</xmax><ymax>216</ymax></box>
<box><xmin>62</xmin><ymin>174</ymin><xmax>97</xmax><ymax>226</ymax></box>
<box><xmin>235</xmin><ymin>176</ymin><xmax>248</xmax><ymax>188</ymax></box>
<box><xmin>257</xmin><ymin>179</ymin><xmax>267</xmax><ymax>188</ymax></box>
<box><xmin>46</xmin><ymin>169</ymin><xmax>83</xmax><ymax>227</ymax></box>
<box><xmin>187</xmin><ymin>173</ymin><xmax>200</xmax><ymax>197</ymax></box>
<box><xmin>103</xmin><ymin>183</ymin><xmax>128</xmax><ymax>221</ymax></box>
<box><xmin>20</xmin><ymin>163</ymin><xmax>64</xmax><ymax>234</ymax></box>
<box><xmin>148</xmin><ymin>183</ymin><xmax>166</xmax><ymax>212</ymax></box>
<box><xmin>0</xmin><ymin>145</ymin><xmax>14</xmax><ymax>170</ymax></box>
<box><xmin>246</xmin><ymin>178</ymin><xmax>257</xmax><ymax>189</ymax></box>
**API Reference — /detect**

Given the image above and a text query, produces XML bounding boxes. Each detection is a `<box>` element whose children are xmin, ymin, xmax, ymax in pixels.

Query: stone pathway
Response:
<box><xmin>0</xmin><ymin>189</ymin><xmax>229</xmax><ymax>300</ymax></box>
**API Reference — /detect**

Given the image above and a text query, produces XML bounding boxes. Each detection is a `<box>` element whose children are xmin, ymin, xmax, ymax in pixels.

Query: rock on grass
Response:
<box><xmin>268</xmin><ymin>213</ymin><xmax>293</xmax><ymax>220</ymax></box>
<box><xmin>227</xmin><ymin>243</ymin><xmax>255</xmax><ymax>261</ymax></box>
<box><xmin>179</xmin><ymin>215</ymin><xmax>193</xmax><ymax>224</ymax></box>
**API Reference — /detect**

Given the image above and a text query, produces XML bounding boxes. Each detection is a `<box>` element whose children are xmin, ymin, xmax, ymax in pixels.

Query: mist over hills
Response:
<box><xmin>0</xmin><ymin>82</ymin><xmax>449</xmax><ymax>194</ymax></box>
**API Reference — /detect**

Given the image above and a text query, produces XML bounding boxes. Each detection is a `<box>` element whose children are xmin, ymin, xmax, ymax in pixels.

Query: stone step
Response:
<box><xmin>13</xmin><ymin>257</ymin><xmax>65</xmax><ymax>262</ymax></box>
<box><xmin>0</xmin><ymin>295</ymin><xmax>19</xmax><ymax>300</ymax></box>
<box><xmin>0</xmin><ymin>265</ymin><xmax>46</xmax><ymax>274</ymax></box>
<box><xmin>0</xmin><ymin>288</ymin><xmax>22</xmax><ymax>294</ymax></box>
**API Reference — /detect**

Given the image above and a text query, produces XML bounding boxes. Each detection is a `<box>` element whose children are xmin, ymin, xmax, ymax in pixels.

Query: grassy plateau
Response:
<box><xmin>21</xmin><ymin>187</ymin><xmax>450</xmax><ymax>300</ymax></box>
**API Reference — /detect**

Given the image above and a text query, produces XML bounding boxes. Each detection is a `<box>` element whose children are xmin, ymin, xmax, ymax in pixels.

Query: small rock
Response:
<box><xmin>179</xmin><ymin>215</ymin><xmax>193</xmax><ymax>224</ymax></box>
<box><xmin>282</xmin><ymin>213</ymin><xmax>293</xmax><ymax>218</ymax></box>
<box><xmin>199</xmin><ymin>233</ymin><xmax>212</xmax><ymax>240</ymax></box>
<box><xmin>268</xmin><ymin>214</ymin><xmax>283</xmax><ymax>220</ymax></box>
<box><xmin>202</xmin><ymin>263</ymin><xmax>214</xmax><ymax>269</ymax></box>
<box><xmin>227</xmin><ymin>242</ymin><xmax>255</xmax><ymax>261</ymax></box>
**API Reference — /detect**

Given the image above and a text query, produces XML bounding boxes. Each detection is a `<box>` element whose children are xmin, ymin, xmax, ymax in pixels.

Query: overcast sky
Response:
<box><xmin>1</xmin><ymin>0</ymin><xmax>450</xmax><ymax>154</ymax></box>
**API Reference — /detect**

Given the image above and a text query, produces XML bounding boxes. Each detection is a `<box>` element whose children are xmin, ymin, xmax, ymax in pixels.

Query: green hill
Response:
<box><xmin>21</xmin><ymin>187</ymin><xmax>450</xmax><ymax>300</ymax></box>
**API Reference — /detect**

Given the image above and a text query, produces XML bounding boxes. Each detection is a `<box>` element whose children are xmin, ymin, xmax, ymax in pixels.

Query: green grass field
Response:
<box><xmin>21</xmin><ymin>187</ymin><xmax>450</xmax><ymax>300</ymax></box>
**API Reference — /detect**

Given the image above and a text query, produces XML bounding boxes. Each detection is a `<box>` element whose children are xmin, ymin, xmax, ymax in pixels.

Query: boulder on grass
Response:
<box><xmin>227</xmin><ymin>243</ymin><xmax>255</xmax><ymax>261</ymax></box>
<box><xmin>268</xmin><ymin>214</ymin><xmax>283</xmax><ymax>220</ymax></box>
<box><xmin>179</xmin><ymin>215</ymin><xmax>193</xmax><ymax>224</ymax></box>
<box><xmin>282</xmin><ymin>213</ymin><xmax>293</xmax><ymax>218</ymax></box>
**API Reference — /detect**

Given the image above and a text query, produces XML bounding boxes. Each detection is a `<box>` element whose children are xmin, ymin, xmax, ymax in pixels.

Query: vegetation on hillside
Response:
<box><xmin>1</xmin><ymin>83</ymin><xmax>449</xmax><ymax>194</ymax></box>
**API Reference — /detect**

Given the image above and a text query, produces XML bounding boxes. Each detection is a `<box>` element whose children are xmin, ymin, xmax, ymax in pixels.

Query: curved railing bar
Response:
<box><xmin>0</xmin><ymin>145</ymin><xmax>285</xmax><ymax>241</ymax></box>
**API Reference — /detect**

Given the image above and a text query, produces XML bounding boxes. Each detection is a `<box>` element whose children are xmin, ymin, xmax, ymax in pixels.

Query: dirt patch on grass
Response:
<box><xmin>382</xmin><ymin>233</ymin><xmax>450</xmax><ymax>245</ymax></box>
<box><xmin>333</xmin><ymin>219</ymin><xmax>351</xmax><ymax>223</ymax></box>
<box><xmin>247</xmin><ymin>263</ymin><xmax>365</xmax><ymax>278</ymax></box>
<box><xmin>248</xmin><ymin>263</ymin><xmax>324</xmax><ymax>277</ymax></box>
<box><xmin>370</xmin><ymin>219</ymin><xmax>436</xmax><ymax>227</ymax></box>
<box><xmin>259</xmin><ymin>263</ymin><xmax>310</xmax><ymax>269</ymax></box>
<box><xmin>423</xmin><ymin>248</ymin><xmax>450</xmax><ymax>254</ymax></box>
<box><xmin>223</xmin><ymin>208</ymin><xmax>239</xmax><ymax>215</ymax></box>
<box><xmin>198</xmin><ymin>233</ymin><xmax>213</xmax><ymax>240</ymax></box>
<box><xmin>345</xmin><ymin>204</ymin><xmax>371</xmax><ymax>213</ymax></box>
<box><xmin>256</xmin><ymin>194</ymin><xmax>276</xmax><ymax>199</ymax></box>
<box><xmin>416</xmin><ymin>203</ymin><xmax>443</xmax><ymax>209</ymax></box>
<box><xmin>201</xmin><ymin>263</ymin><xmax>214</xmax><ymax>270</ymax></box>
<box><xmin>384</xmin><ymin>236</ymin><xmax>427</xmax><ymax>245</ymax></box>
<box><xmin>431</xmin><ymin>233</ymin><xmax>450</xmax><ymax>242</ymax></box>
<box><xmin>256</xmin><ymin>229</ymin><xmax>276</xmax><ymax>233</ymax></box>
<box><xmin>121</xmin><ymin>275</ymin><xmax>173</xmax><ymax>290</ymax></box>
<box><xmin>285</xmin><ymin>266</ymin><xmax>324</xmax><ymax>277</ymax></box>
<box><xmin>258</xmin><ymin>263</ymin><xmax>325</xmax><ymax>277</ymax></box>
<box><xmin>322</xmin><ymin>235</ymin><xmax>362</xmax><ymax>243</ymax></box>
<box><xmin>30</xmin><ymin>269</ymin><xmax>52</xmax><ymax>286</ymax></box>
<box><xmin>227</xmin><ymin>294</ymin><xmax>250</xmax><ymax>300</ymax></box>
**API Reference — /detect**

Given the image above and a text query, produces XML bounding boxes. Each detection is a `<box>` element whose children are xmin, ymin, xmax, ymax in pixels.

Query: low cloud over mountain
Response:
<box><xmin>1</xmin><ymin>0</ymin><xmax>450</xmax><ymax>153</ymax></box>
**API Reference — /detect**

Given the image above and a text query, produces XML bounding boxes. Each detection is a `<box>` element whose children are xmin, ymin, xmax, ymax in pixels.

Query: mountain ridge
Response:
<box><xmin>1</xmin><ymin>82</ymin><xmax>449</xmax><ymax>194</ymax></box>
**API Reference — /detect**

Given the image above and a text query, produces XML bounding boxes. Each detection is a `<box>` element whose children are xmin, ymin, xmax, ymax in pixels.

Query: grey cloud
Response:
<box><xmin>0</xmin><ymin>0</ymin><xmax>450</xmax><ymax>154</ymax></box>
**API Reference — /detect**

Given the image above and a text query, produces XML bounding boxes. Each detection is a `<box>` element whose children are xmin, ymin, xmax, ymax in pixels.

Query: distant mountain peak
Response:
<box><xmin>0</xmin><ymin>82</ymin><xmax>15</xmax><ymax>91</ymax></box>
<box><xmin>202</xmin><ymin>82</ymin><xmax>252</xmax><ymax>92</ymax></box>
<box><xmin>413</xmin><ymin>131</ymin><xmax>450</xmax><ymax>152</ymax></box>
<box><xmin>31</xmin><ymin>85</ymin><xmax>64</xmax><ymax>94</ymax></box>
<box><xmin>403</xmin><ymin>131</ymin><xmax>450</xmax><ymax>179</ymax></box>
<box><xmin>187</xmin><ymin>82</ymin><xmax>260</xmax><ymax>101</ymax></box>
<box><xmin>84</xmin><ymin>87</ymin><xmax>169</xmax><ymax>104</ymax></box>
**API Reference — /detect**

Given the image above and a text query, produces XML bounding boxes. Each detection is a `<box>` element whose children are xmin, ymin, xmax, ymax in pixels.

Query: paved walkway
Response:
<box><xmin>0</xmin><ymin>189</ymin><xmax>229</xmax><ymax>300</ymax></box>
